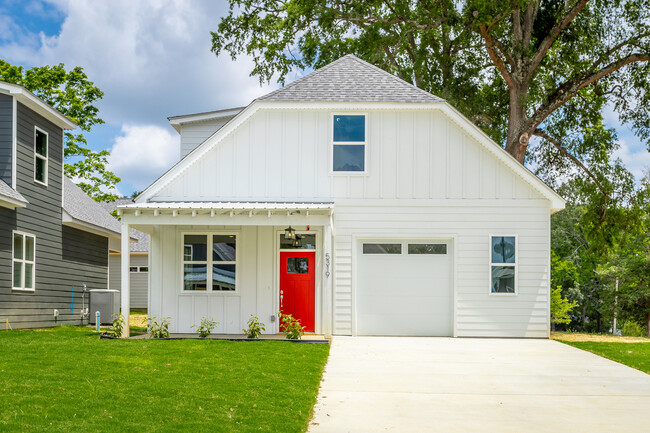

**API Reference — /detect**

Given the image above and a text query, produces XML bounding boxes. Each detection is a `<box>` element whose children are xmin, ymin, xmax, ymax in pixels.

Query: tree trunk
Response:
<box><xmin>505</xmin><ymin>83</ymin><xmax>532</xmax><ymax>164</ymax></box>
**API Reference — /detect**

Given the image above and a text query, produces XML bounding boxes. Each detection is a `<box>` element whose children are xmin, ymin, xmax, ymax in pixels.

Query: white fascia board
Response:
<box><xmin>0</xmin><ymin>196</ymin><xmax>28</xmax><ymax>209</ymax></box>
<box><xmin>0</xmin><ymin>83</ymin><xmax>77</xmax><ymax>130</ymax></box>
<box><xmin>168</xmin><ymin>107</ymin><xmax>245</xmax><ymax>133</ymax></box>
<box><xmin>438</xmin><ymin>103</ymin><xmax>566</xmax><ymax>213</ymax></box>
<box><xmin>62</xmin><ymin>209</ymin><xmax>135</xmax><ymax>241</ymax></box>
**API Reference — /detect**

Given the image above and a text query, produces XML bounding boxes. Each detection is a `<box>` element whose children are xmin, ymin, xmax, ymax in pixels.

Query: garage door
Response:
<box><xmin>356</xmin><ymin>240</ymin><xmax>452</xmax><ymax>336</ymax></box>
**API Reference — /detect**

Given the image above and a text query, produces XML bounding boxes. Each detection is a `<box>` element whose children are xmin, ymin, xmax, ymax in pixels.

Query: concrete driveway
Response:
<box><xmin>308</xmin><ymin>337</ymin><xmax>650</xmax><ymax>433</ymax></box>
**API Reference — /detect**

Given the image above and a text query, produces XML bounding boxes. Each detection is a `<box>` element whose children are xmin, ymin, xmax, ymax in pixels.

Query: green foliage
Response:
<box><xmin>0</xmin><ymin>326</ymin><xmax>330</xmax><ymax>432</ymax></box>
<box><xmin>192</xmin><ymin>317</ymin><xmax>219</xmax><ymax>338</ymax></box>
<box><xmin>243</xmin><ymin>314</ymin><xmax>266</xmax><ymax>339</ymax></box>
<box><xmin>0</xmin><ymin>59</ymin><xmax>120</xmax><ymax>201</ymax></box>
<box><xmin>621</xmin><ymin>321</ymin><xmax>646</xmax><ymax>337</ymax></box>
<box><xmin>561</xmin><ymin>341</ymin><xmax>650</xmax><ymax>374</ymax></box>
<box><xmin>278</xmin><ymin>312</ymin><xmax>305</xmax><ymax>340</ymax></box>
<box><xmin>110</xmin><ymin>313</ymin><xmax>125</xmax><ymax>337</ymax></box>
<box><xmin>147</xmin><ymin>317</ymin><xmax>170</xmax><ymax>339</ymax></box>
<box><xmin>551</xmin><ymin>287</ymin><xmax>579</xmax><ymax>325</ymax></box>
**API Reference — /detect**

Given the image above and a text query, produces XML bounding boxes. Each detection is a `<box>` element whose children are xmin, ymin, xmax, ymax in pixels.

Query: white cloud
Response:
<box><xmin>108</xmin><ymin>124</ymin><xmax>179</xmax><ymax>191</ymax></box>
<box><xmin>613</xmin><ymin>138</ymin><xmax>650</xmax><ymax>180</ymax></box>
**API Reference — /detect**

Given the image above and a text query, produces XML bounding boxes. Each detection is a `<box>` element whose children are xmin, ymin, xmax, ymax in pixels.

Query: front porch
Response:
<box><xmin>117</xmin><ymin>201</ymin><xmax>334</xmax><ymax>337</ymax></box>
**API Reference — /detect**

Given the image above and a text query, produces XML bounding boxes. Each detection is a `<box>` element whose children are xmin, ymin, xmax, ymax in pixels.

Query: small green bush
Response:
<box><xmin>147</xmin><ymin>317</ymin><xmax>170</xmax><ymax>339</ymax></box>
<box><xmin>243</xmin><ymin>314</ymin><xmax>265</xmax><ymax>339</ymax></box>
<box><xmin>621</xmin><ymin>321</ymin><xmax>646</xmax><ymax>337</ymax></box>
<box><xmin>111</xmin><ymin>313</ymin><xmax>125</xmax><ymax>337</ymax></box>
<box><xmin>278</xmin><ymin>312</ymin><xmax>305</xmax><ymax>340</ymax></box>
<box><xmin>192</xmin><ymin>317</ymin><xmax>219</xmax><ymax>338</ymax></box>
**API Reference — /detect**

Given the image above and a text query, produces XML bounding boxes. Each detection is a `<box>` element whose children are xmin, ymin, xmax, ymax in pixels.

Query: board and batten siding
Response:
<box><xmin>0</xmin><ymin>93</ymin><xmax>12</xmax><ymax>185</ymax></box>
<box><xmin>150</xmin><ymin>107</ymin><xmax>553</xmax><ymax>337</ymax></box>
<box><xmin>108</xmin><ymin>253</ymin><xmax>148</xmax><ymax>309</ymax></box>
<box><xmin>0</xmin><ymin>101</ymin><xmax>108</xmax><ymax>329</ymax></box>
<box><xmin>180</xmin><ymin>116</ymin><xmax>236</xmax><ymax>160</ymax></box>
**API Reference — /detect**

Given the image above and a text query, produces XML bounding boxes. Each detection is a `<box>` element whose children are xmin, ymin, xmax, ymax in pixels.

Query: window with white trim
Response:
<box><xmin>182</xmin><ymin>234</ymin><xmax>236</xmax><ymax>292</ymax></box>
<box><xmin>34</xmin><ymin>127</ymin><xmax>48</xmax><ymax>185</ymax></box>
<box><xmin>333</xmin><ymin>114</ymin><xmax>365</xmax><ymax>172</ymax></box>
<box><xmin>13</xmin><ymin>232</ymin><xmax>35</xmax><ymax>290</ymax></box>
<box><xmin>490</xmin><ymin>236</ymin><xmax>516</xmax><ymax>294</ymax></box>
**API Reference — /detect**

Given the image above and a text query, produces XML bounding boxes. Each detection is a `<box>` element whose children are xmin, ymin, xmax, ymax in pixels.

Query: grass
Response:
<box><xmin>0</xmin><ymin>326</ymin><xmax>330</xmax><ymax>432</ymax></box>
<box><xmin>558</xmin><ymin>340</ymin><xmax>650</xmax><ymax>375</ymax></box>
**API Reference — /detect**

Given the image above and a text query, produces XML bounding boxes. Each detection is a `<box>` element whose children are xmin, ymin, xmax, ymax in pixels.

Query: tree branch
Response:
<box><xmin>527</xmin><ymin>0</ymin><xmax>589</xmax><ymax>79</ymax></box>
<box><xmin>477</xmin><ymin>23</ymin><xmax>515</xmax><ymax>88</ymax></box>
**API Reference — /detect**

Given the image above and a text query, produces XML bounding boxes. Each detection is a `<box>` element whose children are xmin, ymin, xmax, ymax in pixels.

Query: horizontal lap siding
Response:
<box><xmin>332</xmin><ymin>200</ymin><xmax>550</xmax><ymax>338</ymax></box>
<box><xmin>0</xmin><ymin>103</ymin><xmax>108</xmax><ymax>329</ymax></box>
<box><xmin>108</xmin><ymin>254</ymin><xmax>149</xmax><ymax>309</ymax></box>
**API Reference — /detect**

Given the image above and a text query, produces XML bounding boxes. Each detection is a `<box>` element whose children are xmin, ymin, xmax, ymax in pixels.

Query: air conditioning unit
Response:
<box><xmin>89</xmin><ymin>289</ymin><xmax>120</xmax><ymax>325</ymax></box>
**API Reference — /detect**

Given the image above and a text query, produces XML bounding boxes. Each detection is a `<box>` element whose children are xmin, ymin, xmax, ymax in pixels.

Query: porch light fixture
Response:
<box><xmin>284</xmin><ymin>226</ymin><xmax>296</xmax><ymax>240</ymax></box>
<box><xmin>293</xmin><ymin>234</ymin><xmax>303</xmax><ymax>248</ymax></box>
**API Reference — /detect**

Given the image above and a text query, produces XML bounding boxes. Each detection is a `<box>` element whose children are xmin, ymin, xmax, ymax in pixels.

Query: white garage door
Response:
<box><xmin>356</xmin><ymin>240</ymin><xmax>452</xmax><ymax>336</ymax></box>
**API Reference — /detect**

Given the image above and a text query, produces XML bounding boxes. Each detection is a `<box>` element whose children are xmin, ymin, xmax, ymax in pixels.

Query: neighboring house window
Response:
<box><xmin>332</xmin><ymin>114</ymin><xmax>365</xmax><ymax>172</ymax></box>
<box><xmin>34</xmin><ymin>127</ymin><xmax>48</xmax><ymax>185</ymax></box>
<box><xmin>490</xmin><ymin>235</ymin><xmax>517</xmax><ymax>294</ymax></box>
<box><xmin>13</xmin><ymin>232</ymin><xmax>35</xmax><ymax>290</ymax></box>
<box><xmin>129</xmin><ymin>266</ymin><xmax>149</xmax><ymax>273</ymax></box>
<box><xmin>183</xmin><ymin>234</ymin><xmax>236</xmax><ymax>292</ymax></box>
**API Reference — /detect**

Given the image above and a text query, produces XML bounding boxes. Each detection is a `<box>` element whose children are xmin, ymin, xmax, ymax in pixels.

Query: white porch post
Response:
<box><xmin>120</xmin><ymin>220</ymin><xmax>130</xmax><ymax>337</ymax></box>
<box><xmin>323</xmin><ymin>221</ymin><xmax>333</xmax><ymax>336</ymax></box>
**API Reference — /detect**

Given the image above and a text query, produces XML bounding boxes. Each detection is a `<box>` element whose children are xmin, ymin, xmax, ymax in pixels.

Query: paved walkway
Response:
<box><xmin>308</xmin><ymin>337</ymin><xmax>650</xmax><ymax>433</ymax></box>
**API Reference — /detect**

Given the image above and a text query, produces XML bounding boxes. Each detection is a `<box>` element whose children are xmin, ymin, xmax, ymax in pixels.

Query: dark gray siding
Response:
<box><xmin>0</xmin><ymin>93</ymin><xmax>12</xmax><ymax>185</ymax></box>
<box><xmin>0</xmin><ymin>102</ymin><xmax>109</xmax><ymax>329</ymax></box>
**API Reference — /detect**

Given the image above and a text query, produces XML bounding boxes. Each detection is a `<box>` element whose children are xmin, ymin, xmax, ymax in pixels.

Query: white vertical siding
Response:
<box><xmin>179</xmin><ymin>116</ymin><xmax>234</xmax><ymax>159</ymax></box>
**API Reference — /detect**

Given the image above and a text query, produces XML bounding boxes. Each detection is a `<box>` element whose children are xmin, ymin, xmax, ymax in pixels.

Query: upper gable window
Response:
<box><xmin>34</xmin><ymin>127</ymin><xmax>48</xmax><ymax>185</ymax></box>
<box><xmin>333</xmin><ymin>114</ymin><xmax>365</xmax><ymax>172</ymax></box>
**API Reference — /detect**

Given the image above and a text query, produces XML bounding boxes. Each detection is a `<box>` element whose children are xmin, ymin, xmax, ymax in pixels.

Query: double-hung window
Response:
<box><xmin>490</xmin><ymin>235</ymin><xmax>517</xmax><ymax>294</ymax></box>
<box><xmin>34</xmin><ymin>127</ymin><xmax>48</xmax><ymax>185</ymax></box>
<box><xmin>13</xmin><ymin>232</ymin><xmax>35</xmax><ymax>290</ymax></box>
<box><xmin>332</xmin><ymin>114</ymin><xmax>365</xmax><ymax>172</ymax></box>
<box><xmin>183</xmin><ymin>234</ymin><xmax>236</xmax><ymax>292</ymax></box>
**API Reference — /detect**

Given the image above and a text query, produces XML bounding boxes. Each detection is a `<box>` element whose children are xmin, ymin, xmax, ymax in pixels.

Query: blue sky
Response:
<box><xmin>1</xmin><ymin>0</ymin><xmax>648</xmax><ymax>196</ymax></box>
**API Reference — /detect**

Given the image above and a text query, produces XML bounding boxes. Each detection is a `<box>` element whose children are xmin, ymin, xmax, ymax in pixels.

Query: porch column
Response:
<box><xmin>120</xmin><ymin>220</ymin><xmax>130</xmax><ymax>337</ymax></box>
<box><xmin>323</xmin><ymin>222</ymin><xmax>333</xmax><ymax>336</ymax></box>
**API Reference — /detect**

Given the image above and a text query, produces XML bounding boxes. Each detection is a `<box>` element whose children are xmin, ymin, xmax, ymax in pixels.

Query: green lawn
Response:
<box><xmin>561</xmin><ymin>341</ymin><xmax>650</xmax><ymax>374</ymax></box>
<box><xmin>0</xmin><ymin>326</ymin><xmax>329</xmax><ymax>432</ymax></box>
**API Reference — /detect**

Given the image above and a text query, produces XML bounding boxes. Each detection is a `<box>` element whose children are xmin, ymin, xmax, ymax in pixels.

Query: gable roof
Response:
<box><xmin>0</xmin><ymin>179</ymin><xmax>28</xmax><ymax>209</ymax></box>
<box><xmin>62</xmin><ymin>178</ymin><xmax>122</xmax><ymax>238</ymax></box>
<box><xmin>0</xmin><ymin>81</ymin><xmax>77</xmax><ymax>130</ymax></box>
<box><xmin>259</xmin><ymin>54</ymin><xmax>444</xmax><ymax>103</ymax></box>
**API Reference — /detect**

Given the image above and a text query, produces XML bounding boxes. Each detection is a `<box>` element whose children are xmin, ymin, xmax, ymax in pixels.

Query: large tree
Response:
<box><xmin>212</xmin><ymin>0</ymin><xmax>650</xmax><ymax>182</ymax></box>
<box><xmin>0</xmin><ymin>60</ymin><xmax>120</xmax><ymax>201</ymax></box>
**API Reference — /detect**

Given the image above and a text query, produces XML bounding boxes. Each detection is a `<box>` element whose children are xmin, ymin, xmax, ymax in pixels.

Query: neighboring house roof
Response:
<box><xmin>0</xmin><ymin>179</ymin><xmax>28</xmax><ymax>209</ymax></box>
<box><xmin>62</xmin><ymin>178</ymin><xmax>122</xmax><ymax>238</ymax></box>
<box><xmin>258</xmin><ymin>54</ymin><xmax>444</xmax><ymax>103</ymax></box>
<box><xmin>167</xmin><ymin>107</ymin><xmax>245</xmax><ymax>133</ymax></box>
<box><xmin>100</xmin><ymin>198</ymin><xmax>150</xmax><ymax>253</ymax></box>
<box><xmin>0</xmin><ymin>81</ymin><xmax>77</xmax><ymax>130</ymax></box>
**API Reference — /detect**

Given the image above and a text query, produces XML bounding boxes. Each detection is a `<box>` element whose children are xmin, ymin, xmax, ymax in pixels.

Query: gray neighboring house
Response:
<box><xmin>100</xmin><ymin>198</ymin><xmax>149</xmax><ymax>311</ymax></box>
<box><xmin>0</xmin><ymin>81</ymin><xmax>124</xmax><ymax>329</ymax></box>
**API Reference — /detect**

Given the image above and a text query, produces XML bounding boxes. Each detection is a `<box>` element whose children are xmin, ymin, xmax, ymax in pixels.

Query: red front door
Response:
<box><xmin>280</xmin><ymin>251</ymin><xmax>315</xmax><ymax>332</ymax></box>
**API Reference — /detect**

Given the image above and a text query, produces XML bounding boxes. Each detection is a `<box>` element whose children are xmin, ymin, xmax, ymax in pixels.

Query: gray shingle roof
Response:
<box><xmin>258</xmin><ymin>54</ymin><xmax>444</xmax><ymax>103</ymax></box>
<box><xmin>100</xmin><ymin>198</ymin><xmax>150</xmax><ymax>252</ymax></box>
<box><xmin>63</xmin><ymin>178</ymin><xmax>122</xmax><ymax>236</ymax></box>
<box><xmin>0</xmin><ymin>179</ymin><xmax>28</xmax><ymax>204</ymax></box>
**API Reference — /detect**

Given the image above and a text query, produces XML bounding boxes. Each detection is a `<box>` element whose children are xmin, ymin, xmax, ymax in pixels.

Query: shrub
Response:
<box><xmin>147</xmin><ymin>317</ymin><xmax>170</xmax><ymax>339</ymax></box>
<box><xmin>243</xmin><ymin>314</ymin><xmax>265</xmax><ymax>339</ymax></box>
<box><xmin>550</xmin><ymin>287</ymin><xmax>579</xmax><ymax>325</ymax></box>
<box><xmin>111</xmin><ymin>313</ymin><xmax>125</xmax><ymax>337</ymax></box>
<box><xmin>621</xmin><ymin>321</ymin><xmax>646</xmax><ymax>337</ymax></box>
<box><xmin>192</xmin><ymin>317</ymin><xmax>219</xmax><ymax>338</ymax></box>
<box><xmin>278</xmin><ymin>312</ymin><xmax>305</xmax><ymax>340</ymax></box>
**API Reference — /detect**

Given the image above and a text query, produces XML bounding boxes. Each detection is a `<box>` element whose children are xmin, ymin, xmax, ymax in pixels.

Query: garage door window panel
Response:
<box><xmin>362</xmin><ymin>243</ymin><xmax>402</xmax><ymax>254</ymax></box>
<box><xmin>408</xmin><ymin>243</ymin><xmax>447</xmax><ymax>254</ymax></box>
<box><xmin>490</xmin><ymin>236</ymin><xmax>517</xmax><ymax>295</ymax></box>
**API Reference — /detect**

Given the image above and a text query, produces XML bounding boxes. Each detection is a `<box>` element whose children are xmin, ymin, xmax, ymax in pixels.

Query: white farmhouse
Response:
<box><xmin>118</xmin><ymin>55</ymin><xmax>565</xmax><ymax>338</ymax></box>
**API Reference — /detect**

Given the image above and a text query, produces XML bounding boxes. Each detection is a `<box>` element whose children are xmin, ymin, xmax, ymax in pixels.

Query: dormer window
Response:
<box><xmin>34</xmin><ymin>127</ymin><xmax>48</xmax><ymax>185</ymax></box>
<box><xmin>332</xmin><ymin>114</ymin><xmax>366</xmax><ymax>172</ymax></box>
